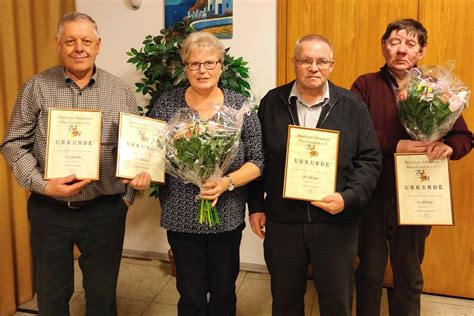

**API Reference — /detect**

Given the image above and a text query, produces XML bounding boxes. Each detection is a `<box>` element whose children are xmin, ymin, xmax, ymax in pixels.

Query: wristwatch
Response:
<box><xmin>226</xmin><ymin>174</ymin><xmax>235</xmax><ymax>191</ymax></box>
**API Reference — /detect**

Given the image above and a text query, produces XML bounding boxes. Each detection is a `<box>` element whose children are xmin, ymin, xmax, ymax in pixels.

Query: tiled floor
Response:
<box><xmin>16</xmin><ymin>257</ymin><xmax>474</xmax><ymax>315</ymax></box>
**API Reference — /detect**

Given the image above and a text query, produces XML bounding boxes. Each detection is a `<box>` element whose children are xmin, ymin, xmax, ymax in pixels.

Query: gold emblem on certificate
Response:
<box><xmin>283</xmin><ymin>125</ymin><xmax>339</xmax><ymax>201</ymax></box>
<box><xmin>395</xmin><ymin>154</ymin><xmax>453</xmax><ymax>225</ymax></box>
<box><xmin>116</xmin><ymin>113</ymin><xmax>166</xmax><ymax>183</ymax></box>
<box><xmin>45</xmin><ymin>108</ymin><xmax>102</xmax><ymax>179</ymax></box>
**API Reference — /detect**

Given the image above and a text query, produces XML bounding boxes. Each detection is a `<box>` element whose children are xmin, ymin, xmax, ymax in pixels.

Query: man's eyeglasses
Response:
<box><xmin>186</xmin><ymin>60</ymin><xmax>221</xmax><ymax>71</ymax></box>
<box><xmin>295</xmin><ymin>59</ymin><xmax>333</xmax><ymax>70</ymax></box>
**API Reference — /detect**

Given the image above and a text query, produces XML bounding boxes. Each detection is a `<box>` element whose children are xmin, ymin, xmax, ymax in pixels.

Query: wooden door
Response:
<box><xmin>418</xmin><ymin>0</ymin><xmax>474</xmax><ymax>298</ymax></box>
<box><xmin>278</xmin><ymin>0</ymin><xmax>474</xmax><ymax>298</ymax></box>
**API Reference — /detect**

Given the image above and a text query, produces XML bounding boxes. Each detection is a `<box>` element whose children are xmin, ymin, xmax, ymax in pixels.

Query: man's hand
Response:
<box><xmin>396</xmin><ymin>140</ymin><xmax>428</xmax><ymax>153</ymax></box>
<box><xmin>249</xmin><ymin>212</ymin><xmax>266</xmax><ymax>239</ymax></box>
<box><xmin>311</xmin><ymin>193</ymin><xmax>345</xmax><ymax>215</ymax></box>
<box><xmin>426</xmin><ymin>141</ymin><xmax>453</xmax><ymax>162</ymax></box>
<box><xmin>44</xmin><ymin>174</ymin><xmax>91</xmax><ymax>197</ymax></box>
<box><xmin>122</xmin><ymin>171</ymin><xmax>151</xmax><ymax>190</ymax></box>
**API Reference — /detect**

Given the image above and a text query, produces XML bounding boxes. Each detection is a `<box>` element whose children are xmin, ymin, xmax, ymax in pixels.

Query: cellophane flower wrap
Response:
<box><xmin>162</xmin><ymin>101</ymin><xmax>254</xmax><ymax>227</ymax></box>
<box><xmin>398</xmin><ymin>64</ymin><xmax>470</xmax><ymax>142</ymax></box>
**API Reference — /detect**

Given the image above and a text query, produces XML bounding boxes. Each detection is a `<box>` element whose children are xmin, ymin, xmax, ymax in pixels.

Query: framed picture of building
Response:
<box><xmin>165</xmin><ymin>0</ymin><xmax>233</xmax><ymax>39</ymax></box>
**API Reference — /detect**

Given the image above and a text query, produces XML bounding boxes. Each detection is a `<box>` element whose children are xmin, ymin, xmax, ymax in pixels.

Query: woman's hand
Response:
<box><xmin>201</xmin><ymin>177</ymin><xmax>229</xmax><ymax>207</ymax></box>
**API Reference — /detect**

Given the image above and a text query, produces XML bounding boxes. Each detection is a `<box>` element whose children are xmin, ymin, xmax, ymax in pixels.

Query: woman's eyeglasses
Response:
<box><xmin>186</xmin><ymin>60</ymin><xmax>221</xmax><ymax>71</ymax></box>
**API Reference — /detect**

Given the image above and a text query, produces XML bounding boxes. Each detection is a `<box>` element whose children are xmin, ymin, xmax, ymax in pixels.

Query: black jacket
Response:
<box><xmin>248</xmin><ymin>81</ymin><xmax>382</xmax><ymax>223</ymax></box>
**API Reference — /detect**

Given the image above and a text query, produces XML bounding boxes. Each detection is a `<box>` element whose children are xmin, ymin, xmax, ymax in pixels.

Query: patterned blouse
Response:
<box><xmin>148</xmin><ymin>87</ymin><xmax>264</xmax><ymax>234</ymax></box>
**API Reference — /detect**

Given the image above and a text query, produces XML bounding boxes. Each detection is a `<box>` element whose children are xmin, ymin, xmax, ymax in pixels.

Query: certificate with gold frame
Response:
<box><xmin>116</xmin><ymin>113</ymin><xmax>166</xmax><ymax>184</ymax></box>
<box><xmin>45</xmin><ymin>108</ymin><xmax>102</xmax><ymax>180</ymax></box>
<box><xmin>283</xmin><ymin>125</ymin><xmax>339</xmax><ymax>201</ymax></box>
<box><xmin>395</xmin><ymin>154</ymin><xmax>453</xmax><ymax>226</ymax></box>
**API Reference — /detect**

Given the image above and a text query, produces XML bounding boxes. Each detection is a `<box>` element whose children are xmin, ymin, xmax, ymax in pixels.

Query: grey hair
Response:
<box><xmin>180</xmin><ymin>32</ymin><xmax>225</xmax><ymax>63</ymax></box>
<box><xmin>57</xmin><ymin>12</ymin><xmax>99</xmax><ymax>38</ymax></box>
<box><xmin>295</xmin><ymin>34</ymin><xmax>334</xmax><ymax>58</ymax></box>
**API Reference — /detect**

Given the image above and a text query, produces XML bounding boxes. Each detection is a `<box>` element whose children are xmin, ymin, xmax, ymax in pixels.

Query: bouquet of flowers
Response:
<box><xmin>162</xmin><ymin>102</ymin><xmax>253</xmax><ymax>227</ymax></box>
<box><xmin>398</xmin><ymin>63</ymin><xmax>470</xmax><ymax>142</ymax></box>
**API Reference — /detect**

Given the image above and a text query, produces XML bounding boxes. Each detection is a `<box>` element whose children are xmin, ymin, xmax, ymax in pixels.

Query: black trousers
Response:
<box><xmin>167</xmin><ymin>224</ymin><xmax>244</xmax><ymax>316</ymax></box>
<box><xmin>28</xmin><ymin>193</ymin><xmax>128</xmax><ymax>316</ymax></box>
<box><xmin>264</xmin><ymin>219</ymin><xmax>359</xmax><ymax>316</ymax></box>
<box><xmin>355</xmin><ymin>195</ymin><xmax>431</xmax><ymax>316</ymax></box>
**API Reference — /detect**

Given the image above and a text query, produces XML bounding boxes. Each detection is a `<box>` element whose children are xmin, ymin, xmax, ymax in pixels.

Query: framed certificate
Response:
<box><xmin>395</xmin><ymin>154</ymin><xmax>453</xmax><ymax>225</ymax></box>
<box><xmin>283</xmin><ymin>125</ymin><xmax>339</xmax><ymax>201</ymax></box>
<box><xmin>116</xmin><ymin>113</ymin><xmax>166</xmax><ymax>183</ymax></box>
<box><xmin>45</xmin><ymin>108</ymin><xmax>102</xmax><ymax>180</ymax></box>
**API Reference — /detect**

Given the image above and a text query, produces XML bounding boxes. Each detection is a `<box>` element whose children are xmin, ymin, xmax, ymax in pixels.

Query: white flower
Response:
<box><xmin>457</xmin><ymin>90</ymin><xmax>469</xmax><ymax>102</ymax></box>
<box><xmin>448</xmin><ymin>91</ymin><xmax>468</xmax><ymax>112</ymax></box>
<box><xmin>449</xmin><ymin>101</ymin><xmax>462</xmax><ymax>112</ymax></box>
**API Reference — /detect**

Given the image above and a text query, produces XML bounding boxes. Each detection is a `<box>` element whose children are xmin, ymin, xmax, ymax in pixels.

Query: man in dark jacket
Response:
<box><xmin>351</xmin><ymin>19</ymin><xmax>472</xmax><ymax>316</ymax></box>
<box><xmin>248</xmin><ymin>34</ymin><xmax>382</xmax><ymax>316</ymax></box>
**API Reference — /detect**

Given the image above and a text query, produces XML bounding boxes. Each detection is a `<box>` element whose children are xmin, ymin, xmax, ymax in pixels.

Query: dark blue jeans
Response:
<box><xmin>28</xmin><ymin>193</ymin><xmax>127</xmax><ymax>316</ymax></box>
<box><xmin>264</xmin><ymin>219</ymin><xmax>359</xmax><ymax>316</ymax></box>
<box><xmin>167</xmin><ymin>223</ymin><xmax>244</xmax><ymax>316</ymax></box>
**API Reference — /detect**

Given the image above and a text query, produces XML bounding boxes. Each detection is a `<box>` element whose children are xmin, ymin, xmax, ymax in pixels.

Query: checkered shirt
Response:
<box><xmin>1</xmin><ymin>65</ymin><xmax>139</xmax><ymax>203</ymax></box>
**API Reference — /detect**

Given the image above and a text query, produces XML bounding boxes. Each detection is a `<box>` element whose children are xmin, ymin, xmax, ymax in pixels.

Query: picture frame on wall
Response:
<box><xmin>165</xmin><ymin>0</ymin><xmax>233</xmax><ymax>39</ymax></box>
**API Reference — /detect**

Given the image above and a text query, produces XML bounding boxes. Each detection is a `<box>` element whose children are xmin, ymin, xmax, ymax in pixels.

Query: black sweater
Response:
<box><xmin>248</xmin><ymin>81</ymin><xmax>382</xmax><ymax>223</ymax></box>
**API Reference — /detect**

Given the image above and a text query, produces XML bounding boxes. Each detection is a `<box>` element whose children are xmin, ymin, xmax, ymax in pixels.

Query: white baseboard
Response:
<box><xmin>122</xmin><ymin>249</ymin><xmax>269</xmax><ymax>274</ymax></box>
<box><xmin>122</xmin><ymin>248</ymin><xmax>169</xmax><ymax>261</ymax></box>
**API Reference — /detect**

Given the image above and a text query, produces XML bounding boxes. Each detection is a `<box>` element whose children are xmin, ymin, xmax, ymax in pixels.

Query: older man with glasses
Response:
<box><xmin>248</xmin><ymin>34</ymin><xmax>382</xmax><ymax>316</ymax></box>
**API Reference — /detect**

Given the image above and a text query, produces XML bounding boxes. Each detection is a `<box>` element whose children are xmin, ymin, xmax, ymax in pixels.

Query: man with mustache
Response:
<box><xmin>1</xmin><ymin>12</ymin><xmax>150</xmax><ymax>315</ymax></box>
<box><xmin>249</xmin><ymin>34</ymin><xmax>382</xmax><ymax>316</ymax></box>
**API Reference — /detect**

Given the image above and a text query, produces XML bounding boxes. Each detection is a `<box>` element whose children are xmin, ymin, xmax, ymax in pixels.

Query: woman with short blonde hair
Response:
<box><xmin>148</xmin><ymin>32</ymin><xmax>264</xmax><ymax>316</ymax></box>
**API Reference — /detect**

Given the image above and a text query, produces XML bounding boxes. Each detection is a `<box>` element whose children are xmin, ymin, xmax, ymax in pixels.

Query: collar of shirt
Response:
<box><xmin>289</xmin><ymin>82</ymin><xmax>330</xmax><ymax>128</ymax></box>
<box><xmin>62</xmin><ymin>66</ymin><xmax>97</xmax><ymax>87</ymax></box>
<box><xmin>288</xmin><ymin>81</ymin><xmax>330</xmax><ymax>107</ymax></box>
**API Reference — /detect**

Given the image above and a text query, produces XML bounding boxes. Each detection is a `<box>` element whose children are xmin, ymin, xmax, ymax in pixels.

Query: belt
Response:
<box><xmin>33</xmin><ymin>193</ymin><xmax>119</xmax><ymax>210</ymax></box>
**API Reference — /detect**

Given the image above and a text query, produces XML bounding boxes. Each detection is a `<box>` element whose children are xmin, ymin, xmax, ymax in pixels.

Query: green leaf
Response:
<box><xmin>241</xmin><ymin>80</ymin><xmax>251</xmax><ymax>89</ymax></box>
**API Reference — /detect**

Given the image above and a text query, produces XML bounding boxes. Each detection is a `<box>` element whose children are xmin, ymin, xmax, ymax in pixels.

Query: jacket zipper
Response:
<box><xmin>306</xmin><ymin>203</ymin><xmax>312</xmax><ymax>222</ymax></box>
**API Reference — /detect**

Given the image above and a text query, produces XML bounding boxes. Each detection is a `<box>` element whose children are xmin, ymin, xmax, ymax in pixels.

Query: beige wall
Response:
<box><xmin>76</xmin><ymin>0</ymin><xmax>277</xmax><ymax>268</ymax></box>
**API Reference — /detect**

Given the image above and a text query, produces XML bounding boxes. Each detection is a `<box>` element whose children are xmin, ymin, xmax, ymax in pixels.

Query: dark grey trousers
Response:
<box><xmin>264</xmin><ymin>218</ymin><xmax>360</xmax><ymax>316</ymax></box>
<box><xmin>355</xmin><ymin>195</ymin><xmax>431</xmax><ymax>316</ymax></box>
<box><xmin>28</xmin><ymin>193</ymin><xmax>127</xmax><ymax>316</ymax></box>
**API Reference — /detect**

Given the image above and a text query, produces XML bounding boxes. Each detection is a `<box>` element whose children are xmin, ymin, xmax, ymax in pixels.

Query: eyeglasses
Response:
<box><xmin>295</xmin><ymin>59</ymin><xmax>333</xmax><ymax>69</ymax></box>
<box><xmin>186</xmin><ymin>60</ymin><xmax>221</xmax><ymax>71</ymax></box>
